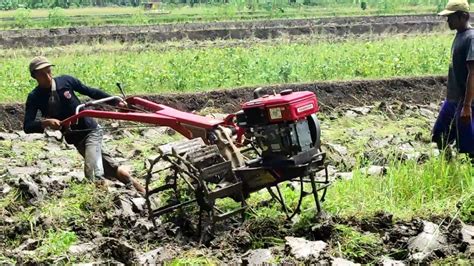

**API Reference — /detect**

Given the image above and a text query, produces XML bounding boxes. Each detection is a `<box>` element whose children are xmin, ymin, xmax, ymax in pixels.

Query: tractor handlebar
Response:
<box><xmin>75</xmin><ymin>96</ymin><xmax>124</xmax><ymax>115</ymax></box>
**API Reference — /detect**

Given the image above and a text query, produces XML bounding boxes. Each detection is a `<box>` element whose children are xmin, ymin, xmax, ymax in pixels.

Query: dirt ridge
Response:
<box><xmin>0</xmin><ymin>14</ymin><xmax>447</xmax><ymax>48</ymax></box>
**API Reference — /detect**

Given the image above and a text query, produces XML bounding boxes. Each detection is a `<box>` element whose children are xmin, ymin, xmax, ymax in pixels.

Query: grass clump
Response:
<box><xmin>459</xmin><ymin>192</ymin><xmax>474</xmax><ymax>223</ymax></box>
<box><xmin>39</xmin><ymin>182</ymin><xmax>113</xmax><ymax>226</ymax></box>
<box><xmin>169</xmin><ymin>250</ymin><xmax>219</xmax><ymax>266</ymax></box>
<box><xmin>35</xmin><ymin>230</ymin><xmax>77</xmax><ymax>258</ymax></box>
<box><xmin>11</xmin><ymin>182</ymin><xmax>113</xmax><ymax>237</ymax></box>
<box><xmin>11</xmin><ymin>141</ymin><xmax>45</xmax><ymax>166</ymax></box>
<box><xmin>170</xmin><ymin>257</ymin><xmax>218</xmax><ymax>266</ymax></box>
<box><xmin>332</xmin><ymin>224</ymin><xmax>383</xmax><ymax>263</ymax></box>
<box><xmin>0</xmin><ymin>188</ymin><xmax>20</xmax><ymax>215</ymax></box>
<box><xmin>432</xmin><ymin>255</ymin><xmax>473</xmax><ymax>265</ymax></box>
<box><xmin>0</xmin><ymin>140</ymin><xmax>14</xmax><ymax>158</ymax></box>
<box><xmin>325</xmin><ymin>155</ymin><xmax>474</xmax><ymax>221</ymax></box>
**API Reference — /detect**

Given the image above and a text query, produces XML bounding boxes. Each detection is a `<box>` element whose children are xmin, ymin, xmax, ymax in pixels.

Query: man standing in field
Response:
<box><xmin>23</xmin><ymin>56</ymin><xmax>146</xmax><ymax>194</ymax></box>
<box><xmin>432</xmin><ymin>0</ymin><xmax>474</xmax><ymax>159</ymax></box>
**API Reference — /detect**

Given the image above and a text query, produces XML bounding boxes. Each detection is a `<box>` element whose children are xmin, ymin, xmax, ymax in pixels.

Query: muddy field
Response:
<box><xmin>0</xmin><ymin>98</ymin><xmax>472</xmax><ymax>264</ymax></box>
<box><xmin>0</xmin><ymin>75</ymin><xmax>447</xmax><ymax>132</ymax></box>
<box><xmin>0</xmin><ymin>14</ymin><xmax>447</xmax><ymax>48</ymax></box>
<box><xmin>1</xmin><ymin>74</ymin><xmax>472</xmax><ymax>264</ymax></box>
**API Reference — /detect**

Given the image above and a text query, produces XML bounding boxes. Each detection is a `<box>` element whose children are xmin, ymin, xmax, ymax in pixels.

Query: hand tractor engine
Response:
<box><xmin>61</xmin><ymin>87</ymin><xmax>329</xmax><ymax>243</ymax></box>
<box><xmin>236</xmin><ymin>89</ymin><xmax>321</xmax><ymax>166</ymax></box>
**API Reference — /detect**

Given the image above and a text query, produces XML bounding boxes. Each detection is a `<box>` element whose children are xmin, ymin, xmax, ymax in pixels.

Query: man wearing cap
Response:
<box><xmin>23</xmin><ymin>56</ymin><xmax>145</xmax><ymax>194</ymax></box>
<box><xmin>432</xmin><ymin>0</ymin><xmax>474</xmax><ymax>159</ymax></box>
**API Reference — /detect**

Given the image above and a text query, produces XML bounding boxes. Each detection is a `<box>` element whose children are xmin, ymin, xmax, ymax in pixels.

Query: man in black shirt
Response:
<box><xmin>24</xmin><ymin>56</ymin><xmax>145</xmax><ymax>194</ymax></box>
<box><xmin>433</xmin><ymin>0</ymin><xmax>474</xmax><ymax>158</ymax></box>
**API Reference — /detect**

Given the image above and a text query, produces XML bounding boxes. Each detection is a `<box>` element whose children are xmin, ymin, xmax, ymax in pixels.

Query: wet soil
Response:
<box><xmin>0</xmin><ymin>14</ymin><xmax>446</xmax><ymax>48</ymax></box>
<box><xmin>0</xmin><ymin>75</ymin><xmax>446</xmax><ymax>132</ymax></box>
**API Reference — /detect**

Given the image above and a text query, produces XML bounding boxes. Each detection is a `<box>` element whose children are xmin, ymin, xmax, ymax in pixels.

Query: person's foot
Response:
<box><xmin>123</xmin><ymin>180</ymin><xmax>146</xmax><ymax>196</ymax></box>
<box><xmin>132</xmin><ymin>180</ymin><xmax>146</xmax><ymax>196</ymax></box>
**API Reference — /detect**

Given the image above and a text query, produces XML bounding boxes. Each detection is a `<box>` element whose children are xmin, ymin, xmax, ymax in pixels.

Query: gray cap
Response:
<box><xmin>29</xmin><ymin>56</ymin><xmax>54</xmax><ymax>74</ymax></box>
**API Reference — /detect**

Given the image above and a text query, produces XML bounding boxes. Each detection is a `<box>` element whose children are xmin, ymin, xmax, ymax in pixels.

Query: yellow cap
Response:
<box><xmin>29</xmin><ymin>56</ymin><xmax>54</xmax><ymax>74</ymax></box>
<box><xmin>438</xmin><ymin>0</ymin><xmax>470</xmax><ymax>16</ymax></box>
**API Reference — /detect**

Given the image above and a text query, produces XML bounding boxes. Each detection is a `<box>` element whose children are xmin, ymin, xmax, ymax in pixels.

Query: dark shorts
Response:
<box><xmin>75</xmin><ymin>136</ymin><xmax>120</xmax><ymax>179</ymax></box>
<box><xmin>432</xmin><ymin>101</ymin><xmax>474</xmax><ymax>154</ymax></box>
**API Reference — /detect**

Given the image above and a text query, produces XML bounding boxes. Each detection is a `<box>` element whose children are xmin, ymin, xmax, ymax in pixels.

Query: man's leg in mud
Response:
<box><xmin>102</xmin><ymin>152</ymin><xmax>145</xmax><ymax>195</ymax></box>
<box><xmin>116</xmin><ymin>166</ymin><xmax>146</xmax><ymax>195</ymax></box>
<box><xmin>76</xmin><ymin>128</ymin><xmax>105</xmax><ymax>181</ymax></box>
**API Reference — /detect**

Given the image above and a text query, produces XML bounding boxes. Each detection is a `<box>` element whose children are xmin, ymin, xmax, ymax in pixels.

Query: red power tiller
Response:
<box><xmin>62</xmin><ymin>88</ymin><xmax>330</xmax><ymax>240</ymax></box>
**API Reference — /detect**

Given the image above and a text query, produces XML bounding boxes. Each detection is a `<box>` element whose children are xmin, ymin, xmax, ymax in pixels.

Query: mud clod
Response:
<box><xmin>285</xmin><ymin>236</ymin><xmax>327</xmax><ymax>261</ymax></box>
<box><xmin>97</xmin><ymin>237</ymin><xmax>137</xmax><ymax>263</ymax></box>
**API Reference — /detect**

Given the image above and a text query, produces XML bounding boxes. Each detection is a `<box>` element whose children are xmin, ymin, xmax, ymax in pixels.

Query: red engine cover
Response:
<box><xmin>241</xmin><ymin>90</ymin><xmax>319</xmax><ymax>122</ymax></box>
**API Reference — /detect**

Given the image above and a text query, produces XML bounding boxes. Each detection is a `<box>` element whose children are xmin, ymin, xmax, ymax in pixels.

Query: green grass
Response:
<box><xmin>0</xmin><ymin>2</ymin><xmax>453</xmax><ymax>29</ymax></box>
<box><xmin>169</xmin><ymin>256</ymin><xmax>218</xmax><ymax>266</ymax></box>
<box><xmin>0</xmin><ymin>255</ymin><xmax>16</xmax><ymax>264</ymax></box>
<box><xmin>320</xmin><ymin>110</ymin><xmax>434</xmax><ymax>158</ymax></box>
<box><xmin>34</xmin><ymin>230</ymin><xmax>77</xmax><ymax>258</ymax></box>
<box><xmin>15</xmin><ymin>141</ymin><xmax>44</xmax><ymax>166</ymax></box>
<box><xmin>0</xmin><ymin>187</ymin><xmax>19</xmax><ymax>214</ymax></box>
<box><xmin>325</xmin><ymin>155</ymin><xmax>474</xmax><ymax>221</ymax></box>
<box><xmin>0</xmin><ymin>34</ymin><xmax>452</xmax><ymax>103</ymax></box>
<box><xmin>39</xmin><ymin>182</ymin><xmax>113</xmax><ymax>226</ymax></box>
<box><xmin>432</xmin><ymin>255</ymin><xmax>473</xmax><ymax>265</ymax></box>
<box><xmin>0</xmin><ymin>140</ymin><xmax>14</xmax><ymax>158</ymax></box>
<box><xmin>332</xmin><ymin>224</ymin><xmax>383</xmax><ymax>263</ymax></box>
<box><xmin>12</xmin><ymin>182</ymin><xmax>113</xmax><ymax>237</ymax></box>
<box><xmin>2</xmin><ymin>182</ymin><xmax>113</xmax><ymax>260</ymax></box>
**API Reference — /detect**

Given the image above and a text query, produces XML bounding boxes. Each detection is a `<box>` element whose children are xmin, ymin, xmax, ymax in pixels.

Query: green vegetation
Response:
<box><xmin>2</xmin><ymin>0</ymin><xmax>450</xmax><ymax>10</ymax></box>
<box><xmin>326</xmin><ymin>151</ymin><xmax>473</xmax><ymax>221</ymax></box>
<box><xmin>241</xmin><ymin>154</ymin><xmax>473</xmax><ymax>224</ymax></box>
<box><xmin>0</xmin><ymin>34</ymin><xmax>452</xmax><ymax>103</ymax></box>
<box><xmin>319</xmin><ymin>109</ymin><xmax>473</xmax><ymax>221</ymax></box>
<box><xmin>0</xmin><ymin>0</ymin><xmax>458</xmax><ymax>29</ymax></box>
<box><xmin>432</xmin><ymin>256</ymin><xmax>473</xmax><ymax>265</ymax></box>
<box><xmin>14</xmin><ymin>141</ymin><xmax>44</xmax><ymax>166</ymax></box>
<box><xmin>0</xmin><ymin>140</ymin><xmax>14</xmax><ymax>158</ymax></box>
<box><xmin>332</xmin><ymin>224</ymin><xmax>383</xmax><ymax>263</ymax></box>
<box><xmin>35</xmin><ymin>230</ymin><xmax>77</xmax><ymax>258</ymax></box>
<box><xmin>0</xmin><ymin>187</ymin><xmax>19</xmax><ymax>214</ymax></box>
<box><xmin>2</xmin><ymin>182</ymin><xmax>113</xmax><ymax>260</ymax></box>
<box><xmin>459</xmin><ymin>192</ymin><xmax>474</xmax><ymax>223</ymax></box>
<box><xmin>169</xmin><ymin>255</ymin><xmax>218</xmax><ymax>265</ymax></box>
<box><xmin>38</xmin><ymin>182</ymin><xmax>113</xmax><ymax>226</ymax></box>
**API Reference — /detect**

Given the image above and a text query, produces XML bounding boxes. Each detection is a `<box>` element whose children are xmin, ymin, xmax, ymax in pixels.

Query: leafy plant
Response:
<box><xmin>0</xmin><ymin>0</ymin><xmax>17</xmax><ymax>10</ymax></box>
<box><xmin>48</xmin><ymin>7</ymin><xmax>68</xmax><ymax>27</ymax></box>
<box><xmin>131</xmin><ymin>9</ymin><xmax>149</xmax><ymax>24</ymax></box>
<box><xmin>14</xmin><ymin>8</ymin><xmax>32</xmax><ymax>28</ymax></box>
<box><xmin>459</xmin><ymin>193</ymin><xmax>474</xmax><ymax>223</ymax></box>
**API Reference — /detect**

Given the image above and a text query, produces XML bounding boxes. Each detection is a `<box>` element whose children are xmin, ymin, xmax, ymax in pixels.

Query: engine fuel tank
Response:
<box><xmin>241</xmin><ymin>90</ymin><xmax>319</xmax><ymax>124</ymax></box>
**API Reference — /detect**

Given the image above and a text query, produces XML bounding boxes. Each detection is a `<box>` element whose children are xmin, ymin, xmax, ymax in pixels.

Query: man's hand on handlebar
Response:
<box><xmin>41</xmin><ymin>118</ymin><xmax>61</xmax><ymax>130</ymax></box>
<box><xmin>117</xmin><ymin>100</ymin><xmax>128</xmax><ymax>109</ymax></box>
<box><xmin>117</xmin><ymin>99</ymin><xmax>129</xmax><ymax>113</ymax></box>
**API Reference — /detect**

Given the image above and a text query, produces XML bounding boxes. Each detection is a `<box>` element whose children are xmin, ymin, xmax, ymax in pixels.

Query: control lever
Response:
<box><xmin>116</xmin><ymin>82</ymin><xmax>126</xmax><ymax>99</ymax></box>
